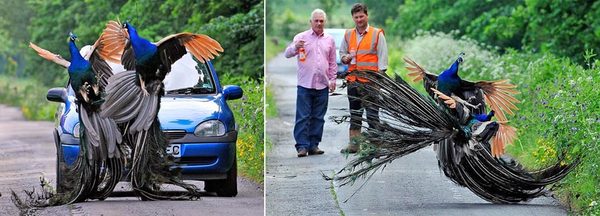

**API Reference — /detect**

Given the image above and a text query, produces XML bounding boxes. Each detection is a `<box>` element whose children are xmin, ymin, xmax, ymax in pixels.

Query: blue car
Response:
<box><xmin>324</xmin><ymin>28</ymin><xmax>348</xmax><ymax>78</ymax></box>
<box><xmin>46</xmin><ymin>53</ymin><xmax>243</xmax><ymax>197</ymax></box>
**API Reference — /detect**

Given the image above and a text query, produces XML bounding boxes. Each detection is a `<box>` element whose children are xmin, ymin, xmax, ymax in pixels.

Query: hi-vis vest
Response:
<box><xmin>345</xmin><ymin>26</ymin><xmax>384</xmax><ymax>83</ymax></box>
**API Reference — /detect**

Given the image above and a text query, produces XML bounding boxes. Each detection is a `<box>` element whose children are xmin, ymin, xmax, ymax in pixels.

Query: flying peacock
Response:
<box><xmin>22</xmin><ymin>32</ymin><xmax>124</xmax><ymax>205</ymax></box>
<box><xmin>95</xmin><ymin>20</ymin><xmax>224</xmax><ymax>200</ymax></box>
<box><xmin>327</xmin><ymin>56</ymin><xmax>578</xmax><ymax>203</ymax></box>
<box><xmin>404</xmin><ymin>54</ymin><xmax>518</xmax><ymax>157</ymax></box>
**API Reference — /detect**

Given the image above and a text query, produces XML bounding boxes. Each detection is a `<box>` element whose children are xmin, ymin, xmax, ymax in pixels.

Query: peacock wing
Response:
<box><xmin>455</xmin><ymin>80</ymin><xmax>487</xmax><ymax>115</ymax></box>
<box><xmin>98</xmin><ymin>20</ymin><xmax>133</xmax><ymax>68</ymax></box>
<box><xmin>431</xmin><ymin>88</ymin><xmax>457</xmax><ymax>109</ymax></box>
<box><xmin>403</xmin><ymin>57</ymin><xmax>438</xmax><ymax>98</ymax></box>
<box><xmin>491</xmin><ymin>122</ymin><xmax>517</xmax><ymax>158</ymax></box>
<box><xmin>29</xmin><ymin>42</ymin><xmax>71</xmax><ymax>68</ymax></box>
<box><xmin>472</xmin><ymin>80</ymin><xmax>520</xmax><ymax>121</ymax></box>
<box><xmin>88</xmin><ymin>51</ymin><xmax>114</xmax><ymax>89</ymax></box>
<box><xmin>120</xmin><ymin>42</ymin><xmax>136</xmax><ymax>71</ymax></box>
<box><xmin>155</xmin><ymin>32</ymin><xmax>224</xmax><ymax>71</ymax></box>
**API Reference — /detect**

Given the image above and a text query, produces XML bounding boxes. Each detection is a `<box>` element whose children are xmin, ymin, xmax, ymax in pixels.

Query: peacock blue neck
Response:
<box><xmin>68</xmin><ymin>40</ymin><xmax>89</xmax><ymax>73</ymax></box>
<box><xmin>127</xmin><ymin>24</ymin><xmax>157</xmax><ymax>64</ymax></box>
<box><xmin>447</xmin><ymin>60</ymin><xmax>460</xmax><ymax>77</ymax></box>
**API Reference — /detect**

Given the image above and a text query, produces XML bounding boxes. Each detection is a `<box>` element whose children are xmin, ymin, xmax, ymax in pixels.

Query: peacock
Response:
<box><xmin>23</xmin><ymin>32</ymin><xmax>124</xmax><ymax>205</ymax></box>
<box><xmin>95</xmin><ymin>20</ymin><xmax>224</xmax><ymax>200</ymax></box>
<box><xmin>327</xmin><ymin>57</ymin><xmax>578</xmax><ymax>203</ymax></box>
<box><xmin>405</xmin><ymin>55</ymin><xmax>519</xmax><ymax>157</ymax></box>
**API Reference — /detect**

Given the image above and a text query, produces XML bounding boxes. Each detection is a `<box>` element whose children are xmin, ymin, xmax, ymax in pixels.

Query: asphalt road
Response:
<box><xmin>265</xmin><ymin>53</ymin><xmax>568</xmax><ymax>216</ymax></box>
<box><xmin>0</xmin><ymin>105</ymin><xmax>263</xmax><ymax>216</ymax></box>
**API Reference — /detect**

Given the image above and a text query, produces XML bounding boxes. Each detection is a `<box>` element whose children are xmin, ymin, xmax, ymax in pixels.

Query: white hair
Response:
<box><xmin>311</xmin><ymin>8</ymin><xmax>327</xmax><ymax>20</ymax></box>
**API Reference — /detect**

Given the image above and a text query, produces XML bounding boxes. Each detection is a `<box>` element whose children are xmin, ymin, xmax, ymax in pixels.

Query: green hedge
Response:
<box><xmin>221</xmin><ymin>75</ymin><xmax>264</xmax><ymax>184</ymax></box>
<box><xmin>0</xmin><ymin>75</ymin><xmax>57</xmax><ymax>121</ymax></box>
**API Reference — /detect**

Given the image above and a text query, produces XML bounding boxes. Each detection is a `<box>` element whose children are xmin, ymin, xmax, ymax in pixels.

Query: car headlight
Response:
<box><xmin>73</xmin><ymin>123</ymin><xmax>80</xmax><ymax>138</ymax></box>
<box><xmin>194</xmin><ymin>120</ymin><xmax>225</xmax><ymax>137</ymax></box>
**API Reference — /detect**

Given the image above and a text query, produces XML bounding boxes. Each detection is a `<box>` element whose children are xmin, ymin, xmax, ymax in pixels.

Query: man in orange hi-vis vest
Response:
<box><xmin>339</xmin><ymin>3</ymin><xmax>388</xmax><ymax>154</ymax></box>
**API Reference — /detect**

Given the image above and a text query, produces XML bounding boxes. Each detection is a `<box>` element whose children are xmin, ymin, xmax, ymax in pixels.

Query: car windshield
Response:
<box><xmin>105</xmin><ymin>53</ymin><xmax>216</xmax><ymax>95</ymax></box>
<box><xmin>325</xmin><ymin>29</ymin><xmax>345</xmax><ymax>49</ymax></box>
<box><xmin>163</xmin><ymin>53</ymin><xmax>216</xmax><ymax>95</ymax></box>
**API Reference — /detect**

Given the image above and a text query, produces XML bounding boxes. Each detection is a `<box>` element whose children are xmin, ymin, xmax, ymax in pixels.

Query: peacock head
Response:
<box><xmin>68</xmin><ymin>32</ymin><xmax>78</xmax><ymax>42</ymax></box>
<box><xmin>122</xmin><ymin>21</ymin><xmax>136</xmax><ymax>34</ymax></box>
<box><xmin>457</xmin><ymin>52</ymin><xmax>465</xmax><ymax>63</ymax></box>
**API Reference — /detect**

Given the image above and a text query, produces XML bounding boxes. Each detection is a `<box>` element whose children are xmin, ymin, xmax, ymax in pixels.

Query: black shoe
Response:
<box><xmin>309</xmin><ymin>147</ymin><xmax>325</xmax><ymax>155</ymax></box>
<box><xmin>297</xmin><ymin>149</ymin><xmax>308</xmax><ymax>157</ymax></box>
<box><xmin>340</xmin><ymin>146</ymin><xmax>359</xmax><ymax>154</ymax></box>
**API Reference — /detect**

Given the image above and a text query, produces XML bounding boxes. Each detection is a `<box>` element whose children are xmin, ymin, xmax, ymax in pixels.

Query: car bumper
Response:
<box><xmin>59</xmin><ymin>131</ymin><xmax>237</xmax><ymax>180</ymax></box>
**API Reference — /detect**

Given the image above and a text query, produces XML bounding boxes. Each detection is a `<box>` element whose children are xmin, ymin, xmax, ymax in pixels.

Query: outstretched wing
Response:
<box><xmin>460</xmin><ymin>80</ymin><xmax>519</xmax><ymax>121</ymax></box>
<box><xmin>98</xmin><ymin>20</ymin><xmax>136</xmax><ymax>70</ymax></box>
<box><xmin>29</xmin><ymin>42</ymin><xmax>71</xmax><ymax>68</ymax></box>
<box><xmin>431</xmin><ymin>88</ymin><xmax>457</xmax><ymax>109</ymax></box>
<box><xmin>155</xmin><ymin>32</ymin><xmax>223</xmax><ymax>72</ymax></box>
<box><xmin>88</xmin><ymin>37</ymin><xmax>121</xmax><ymax>89</ymax></box>
<box><xmin>404</xmin><ymin>57</ymin><xmax>438</xmax><ymax>97</ymax></box>
<box><xmin>491</xmin><ymin>122</ymin><xmax>517</xmax><ymax>158</ymax></box>
<box><xmin>98</xmin><ymin>20</ymin><xmax>129</xmax><ymax>65</ymax></box>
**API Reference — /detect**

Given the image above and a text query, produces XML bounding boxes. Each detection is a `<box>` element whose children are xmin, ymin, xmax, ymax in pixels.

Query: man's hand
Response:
<box><xmin>295</xmin><ymin>40</ymin><xmax>305</xmax><ymax>50</ymax></box>
<box><xmin>329</xmin><ymin>80</ymin><xmax>336</xmax><ymax>93</ymax></box>
<box><xmin>341</xmin><ymin>54</ymin><xmax>351</xmax><ymax>64</ymax></box>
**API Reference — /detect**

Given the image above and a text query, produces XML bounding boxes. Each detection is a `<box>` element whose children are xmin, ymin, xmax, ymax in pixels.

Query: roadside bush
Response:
<box><xmin>221</xmin><ymin>74</ymin><xmax>264</xmax><ymax>183</ymax></box>
<box><xmin>0</xmin><ymin>75</ymin><xmax>57</xmax><ymax>121</ymax></box>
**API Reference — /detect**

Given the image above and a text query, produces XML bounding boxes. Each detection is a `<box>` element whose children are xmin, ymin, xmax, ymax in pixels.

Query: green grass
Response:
<box><xmin>0</xmin><ymin>75</ymin><xmax>58</xmax><ymax>121</ymax></box>
<box><xmin>266</xmin><ymin>35</ymin><xmax>287</xmax><ymax>62</ymax></box>
<box><xmin>265</xmin><ymin>85</ymin><xmax>278</xmax><ymax>118</ymax></box>
<box><xmin>328</xmin><ymin>171</ymin><xmax>345</xmax><ymax>216</ymax></box>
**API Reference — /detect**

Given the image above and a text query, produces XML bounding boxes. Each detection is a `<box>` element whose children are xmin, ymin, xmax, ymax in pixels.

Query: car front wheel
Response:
<box><xmin>54</xmin><ymin>130</ymin><xmax>65</xmax><ymax>193</ymax></box>
<box><xmin>204</xmin><ymin>158</ymin><xmax>237</xmax><ymax>197</ymax></box>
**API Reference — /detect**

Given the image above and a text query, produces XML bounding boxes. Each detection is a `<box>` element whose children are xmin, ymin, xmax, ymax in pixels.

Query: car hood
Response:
<box><xmin>158</xmin><ymin>94</ymin><xmax>225</xmax><ymax>132</ymax></box>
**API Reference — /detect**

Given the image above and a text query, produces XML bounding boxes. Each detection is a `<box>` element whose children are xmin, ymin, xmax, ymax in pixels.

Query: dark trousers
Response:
<box><xmin>347</xmin><ymin>82</ymin><xmax>379</xmax><ymax>130</ymax></box>
<box><xmin>294</xmin><ymin>86</ymin><xmax>329</xmax><ymax>151</ymax></box>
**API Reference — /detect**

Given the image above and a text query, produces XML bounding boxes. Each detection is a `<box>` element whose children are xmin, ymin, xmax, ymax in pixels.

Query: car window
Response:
<box><xmin>162</xmin><ymin>53</ymin><xmax>216</xmax><ymax>94</ymax></box>
<box><xmin>325</xmin><ymin>29</ymin><xmax>345</xmax><ymax>49</ymax></box>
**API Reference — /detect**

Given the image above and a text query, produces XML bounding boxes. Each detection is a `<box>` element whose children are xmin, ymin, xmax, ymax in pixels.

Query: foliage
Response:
<box><xmin>1</xmin><ymin>0</ymin><xmax>263</xmax><ymax>87</ymax></box>
<box><xmin>267</xmin><ymin>0</ymin><xmax>353</xmax><ymax>42</ymax></box>
<box><xmin>0</xmin><ymin>76</ymin><xmax>57</xmax><ymax>121</ymax></box>
<box><xmin>221</xmin><ymin>75</ymin><xmax>264</xmax><ymax>183</ymax></box>
<box><xmin>265</xmin><ymin>85</ymin><xmax>278</xmax><ymax>118</ymax></box>
<box><xmin>199</xmin><ymin>2</ymin><xmax>264</xmax><ymax>80</ymax></box>
<box><xmin>398</xmin><ymin>33</ymin><xmax>600</xmax><ymax>214</ymax></box>
<box><xmin>390</xmin><ymin>0</ymin><xmax>600</xmax><ymax>65</ymax></box>
<box><xmin>266</xmin><ymin>35</ymin><xmax>286</xmax><ymax>62</ymax></box>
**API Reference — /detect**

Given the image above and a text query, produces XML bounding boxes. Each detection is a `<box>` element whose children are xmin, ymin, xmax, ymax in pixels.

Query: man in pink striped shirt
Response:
<box><xmin>284</xmin><ymin>8</ymin><xmax>337</xmax><ymax>157</ymax></box>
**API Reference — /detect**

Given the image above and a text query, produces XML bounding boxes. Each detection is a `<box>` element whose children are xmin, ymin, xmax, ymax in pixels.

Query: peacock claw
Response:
<box><xmin>139</xmin><ymin>76</ymin><xmax>149</xmax><ymax>96</ymax></box>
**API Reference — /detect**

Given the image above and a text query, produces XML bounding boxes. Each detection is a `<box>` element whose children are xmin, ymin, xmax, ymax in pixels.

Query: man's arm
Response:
<box><xmin>376</xmin><ymin>32</ymin><xmax>388</xmax><ymax>72</ymax></box>
<box><xmin>284</xmin><ymin>34</ymin><xmax>300</xmax><ymax>58</ymax></box>
<box><xmin>327</xmin><ymin>37</ymin><xmax>337</xmax><ymax>91</ymax></box>
<box><xmin>340</xmin><ymin>31</ymin><xmax>351</xmax><ymax>64</ymax></box>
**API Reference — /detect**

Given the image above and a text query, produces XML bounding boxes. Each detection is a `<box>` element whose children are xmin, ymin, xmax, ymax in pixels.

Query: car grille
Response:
<box><xmin>164</xmin><ymin>130</ymin><xmax>187</xmax><ymax>140</ymax></box>
<box><xmin>178</xmin><ymin>156</ymin><xmax>218</xmax><ymax>165</ymax></box>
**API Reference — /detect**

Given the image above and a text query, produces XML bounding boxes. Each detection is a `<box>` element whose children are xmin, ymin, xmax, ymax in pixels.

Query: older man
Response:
<box><xmin>339</xmin><ymin>3</ymin><xmax>388</xmax><ymax>154</ymax></box>
<box><xmin>284</xmin><ymin>9</ymin><xmax>337</xmax><ymax>157</ymax></box>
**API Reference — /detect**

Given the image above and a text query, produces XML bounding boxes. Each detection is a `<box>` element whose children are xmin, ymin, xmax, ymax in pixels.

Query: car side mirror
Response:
<box><xmin>47</xmin><ymin>87</ymin><xmax>67</xmax><ymax>103</ymax></box>
<box><xmin>223</xmin><ymin>85</ymin><xmax>243</xmax><ymax>100</ymax></box>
